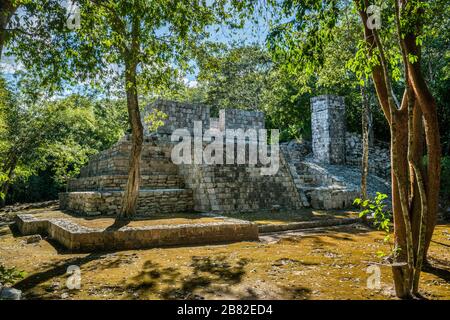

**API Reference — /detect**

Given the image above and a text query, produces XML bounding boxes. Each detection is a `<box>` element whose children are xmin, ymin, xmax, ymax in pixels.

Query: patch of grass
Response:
<box><xmin>0</xmin><ymin>263</ymin><xmax>26</xmax><ymax>286</ymax></box>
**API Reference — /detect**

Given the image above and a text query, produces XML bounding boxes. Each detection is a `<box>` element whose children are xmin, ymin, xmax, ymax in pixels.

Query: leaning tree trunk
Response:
<box><xmin>119</xmin><ymin>59</ymin><xmax>144</xmax><ymax>219</ymax></box>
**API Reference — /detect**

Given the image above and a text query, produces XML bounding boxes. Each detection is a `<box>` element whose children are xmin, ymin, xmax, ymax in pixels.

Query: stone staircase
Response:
<box><xmin>60</xmin><ymin>135</ymin><xmax>194</xmax><ymax>216</ymax></box>
<box><xmin>281</xmin><ymin>142</ymin><xmax>391</xmax><ymax>210</ymax></box>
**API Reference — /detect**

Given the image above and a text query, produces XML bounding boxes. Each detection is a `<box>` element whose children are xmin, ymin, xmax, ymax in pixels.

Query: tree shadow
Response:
<box><xmin>423</xmin><ymin>257</ymin><xmax>450</xmax><ymax>283</ymax></box>
<box><xmin>430</xmin><ymin>240</ymin><xmax>450</xmax><ymax>248</ymax></box>
<box><xmin>104</xmin><ymin>219</ymin><xmax>130</xmax><ymax>231</ymax></box>
<box><xmin>0</xmin><ymin>224</ymin><xmax>13</xmax><ymax>237</ymax></box>
<box><xmin>13</xmin><ymin>252</ymin><xmax>107</xmax><ymax>296</ymax></box>
<box><xmin>126</xmin><ymin>255</ymin><xmax>249</xmax><ymax>299</ymax></box>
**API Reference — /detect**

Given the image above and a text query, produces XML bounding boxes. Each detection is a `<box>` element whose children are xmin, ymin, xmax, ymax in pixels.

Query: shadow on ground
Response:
<box><xmin>126</xmin><ymin>255</ymin><xmax>250</xmax><ymax>299</ymax></box>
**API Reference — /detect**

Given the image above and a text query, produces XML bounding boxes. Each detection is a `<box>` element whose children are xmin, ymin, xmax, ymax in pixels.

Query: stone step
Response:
<box><xmin>59</xmin><ymin>188</ymin><xmax>194</xmax><ymax>216</ymax></box>
<box><xmin>68</xmin><ymin>174</ymin><xmax>184</xmax><ymax>191</ymax></box>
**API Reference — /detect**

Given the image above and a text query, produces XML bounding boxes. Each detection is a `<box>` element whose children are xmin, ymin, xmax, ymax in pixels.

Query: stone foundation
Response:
<box><xmin>67</xmin><ymin>174</ymin><xmax>183</xmax><ymax>191</ymax></box>
<box><xmin>15</xmin><ymin>214</ymin><xmax>259</xmax><ymax>252</ymax></box>
<box><xmin>62</xmin><ymin>100</ymin><xmax>311</xmax><ymax>216</ymax></box>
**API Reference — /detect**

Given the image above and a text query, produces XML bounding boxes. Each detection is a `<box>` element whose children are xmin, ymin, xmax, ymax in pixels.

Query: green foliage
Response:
<box><xmin>354</xmin><ymin>192</ymin><xmax>395</xmax><ymax>258</ymax></box>
<box><xmin>164</xmin><ymin>45</ymin><xmax>313</xmax><ymax>141</ymax></box>
<box><xmin>267</xmin><ymin>3</ymin><xmax>391</xmax><ymax>141</ymax></box>
<box><xmin>354</xmin><ymin>193</ymin><xmax>391</xmax><ymax>232</ymax></box>
<box><xmin>0</xmin><ymin>75</ymin><xmax>128</xmax><ymax>203</ymax></box>
<box><xmin>197</xmin><ymin>45</ymin><xmax>272</xmax><ymax>113</ymax></box>
<box><xmin>0</xmin><ymin>263</ymin><xmax>26</xmax><ymax>286</ymax></box>
<box><xmin>8</xmin><ymin>0</ymin><xmax>249</xmax><ymax>96</ymax></box>
<box><xmin>144</xmin><ymin>109</ymin><xmax>168</xmax><ymax>133</ymax></box>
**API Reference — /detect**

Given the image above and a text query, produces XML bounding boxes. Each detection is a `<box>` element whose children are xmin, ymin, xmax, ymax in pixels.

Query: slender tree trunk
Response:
<box><xmin>403</xmin><ymin>36</ymin><xmax>441</xmax><ymax>262</ymax></box>
<box><xmin>118</xmin><ymin>14</ymin><xmax>143</xmax><ymax>220</ymax></box>
<box><xmin>118</xmin><ymin>59</ymin><xmax>143</xmax><ymax>219</ymax></box>
<box><xmin>368</xmin><ymin>109</ymin><xmax>374</xmax><ymax>148</ymax></box>
<box><xmin>361</xmin><ymin>83</ymin><xmax>370</xmax><ymax>201</ymax></box>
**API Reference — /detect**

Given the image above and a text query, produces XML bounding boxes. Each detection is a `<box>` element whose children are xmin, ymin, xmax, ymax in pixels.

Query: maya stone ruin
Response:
<box><xmin>60</xmin><ymin>94</ymin><xmax>391</xmax><ymax>216</ymax></box>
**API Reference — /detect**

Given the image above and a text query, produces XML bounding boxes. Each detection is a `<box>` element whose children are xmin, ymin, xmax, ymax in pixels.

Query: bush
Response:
<box><xmin>354</xmin><ymin>193</ymin><xmax>395</xmax><ymax>258</ymax></box>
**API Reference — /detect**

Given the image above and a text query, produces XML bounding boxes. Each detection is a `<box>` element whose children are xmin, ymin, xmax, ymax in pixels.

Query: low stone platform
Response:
<box><xmin>15</xmin><ymin>212</ymin><xmax>259</xmax><ymax>252</ymax></box>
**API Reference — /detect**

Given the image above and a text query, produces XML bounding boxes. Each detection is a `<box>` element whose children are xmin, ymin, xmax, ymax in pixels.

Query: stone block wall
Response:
<box><xmin>311</xmin><ymin>95</ymin><xmax>346</xmax><ymax>164</ymax></box>
<box><xmin>345</xmin><ymin>132</ymin><xmax>391</xmax><ymax>179</ymax></box>
<box><xmin>79</xmin><ymin>135</ymin><xmax>177</xmax><ymax>178</ymax></box>
<box><xmin>219</xmin><ymin>109</ymin><xmax>265</xmax><ymax>132</ymax></box>
<box><xmin>60</xmin><ymin>189</ymin><xmax>194</xmax><ymax>216</ymax></box>
<box><xmin>62</xmin><ymin>100</ymin><xmax>311</xmax><ymax>216</ymax></box>
<box><xmin>178</xmin><ymin>142</ymin><xmax>304</xmax><ymax>213</ymax></box>
<box><xmin>67</xmin><ymin>174</ymin><xmax>183</xmax><ymax>192</ymax></box>
<box><xmin>142</xmin><ymin>100</ymin><xmax>210</xmax><ymax>135</ymax></box>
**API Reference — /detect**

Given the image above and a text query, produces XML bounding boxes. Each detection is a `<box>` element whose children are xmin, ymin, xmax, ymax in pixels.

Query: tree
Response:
<box><xmin>0</xmin><ymin>0</ymin><xmax>65</xmax><ymax>60</ymax></box>
<box><xmin>7</xmin><ymin>0</ymin><xmax>249</xmax><ymax>218</ymax></box>
<box><xmin>0</xmin><ymin>76</ymin><xmax>125</xmax><ymax>206</ymax></box>
<box><xmin>268</xmin><ymin>0</ymin><xmax>443</xmax><ymax>298</ymax></box>
<box><xmin>197</xmin><ymin>45</ymin><xmax>272</xmax><ymax>112</ymax></box>
<box><xmin>0</xmin><ymin>0</ymin><xmax>18</xmax><ymax>58</ymax></box>
<box><xmin>360</xmin><ymin>81</ymin><xmax>370</xmax><ymax>201</ymax></box>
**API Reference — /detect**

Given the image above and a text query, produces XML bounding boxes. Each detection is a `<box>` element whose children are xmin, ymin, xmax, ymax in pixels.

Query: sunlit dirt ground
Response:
<box><xmin>0</xmin><ymin>212</ymin><xmax>448</xmax><ymax>300</ymax></box>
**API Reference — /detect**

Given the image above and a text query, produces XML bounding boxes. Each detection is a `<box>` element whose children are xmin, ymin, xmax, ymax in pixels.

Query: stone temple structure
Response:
<box><xmin>60</xmin><ymin>95</ymin><xmax>391</xmax><ymax>215</ymax></box>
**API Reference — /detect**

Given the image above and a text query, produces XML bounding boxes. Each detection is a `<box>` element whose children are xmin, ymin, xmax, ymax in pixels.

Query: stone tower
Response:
<box><xmin>311</xmin><ymin>95</ymin><xmax>346</xmax><ymax>164</ymax></box>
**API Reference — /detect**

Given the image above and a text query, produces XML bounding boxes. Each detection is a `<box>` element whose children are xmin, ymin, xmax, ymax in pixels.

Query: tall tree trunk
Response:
<box><xmin>390</xmin><ymin>103</ymin><xmax>414</xmax><ymax>298</ymax></box>
<box><xmin>403</xmin><ymin>34</ymin><xmax>441</xmax><ymax>262</ymax></box>
<box><xmin>361</xmin><ymin>83</ymin><xmax>370</xmax><ymax>201</ymax></box>
<box><xmin>119</xmin><ymin>59</ymin><xmax>143</xmax><ymax>219</ymax></box>
<box><xmin>118</xmin><ymin>14</ymin><xmax>143</xmax><ymax>219</ymax></box>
